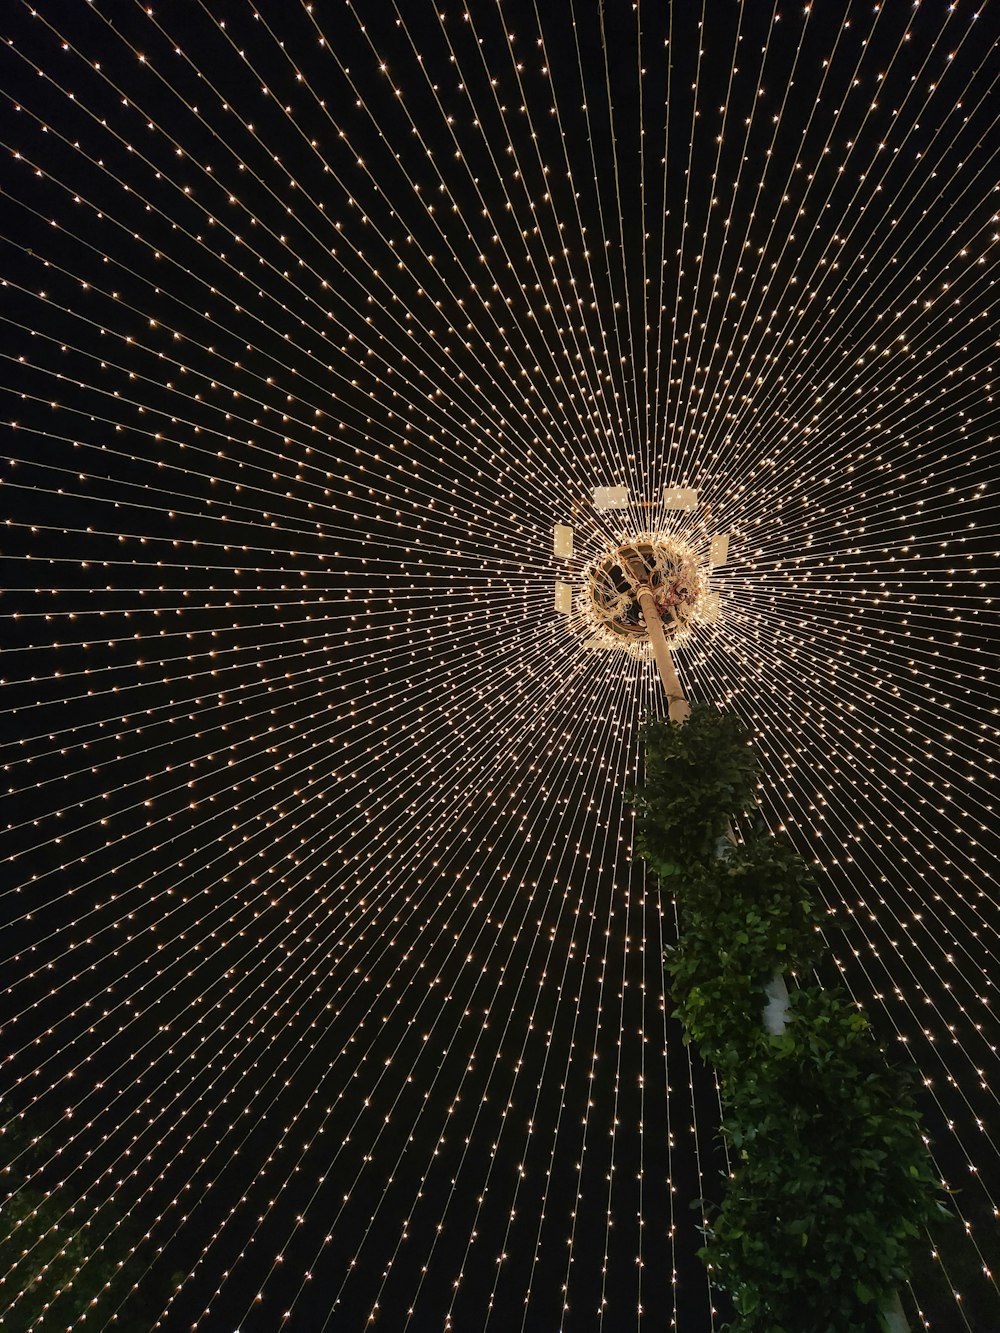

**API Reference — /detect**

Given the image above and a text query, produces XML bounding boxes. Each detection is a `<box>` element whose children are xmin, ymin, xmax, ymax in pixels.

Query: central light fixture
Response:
<box><xmin>581</xmin><ymin>533</ymin><xmax>708</xmax><ymax>655</ymax></box>
<box><xmin>552</xmin><ymin>485</ymin><xmax>728</xmax><ymax>667</ymax></box>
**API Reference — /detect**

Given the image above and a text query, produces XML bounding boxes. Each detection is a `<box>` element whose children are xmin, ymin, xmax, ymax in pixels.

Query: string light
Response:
<box><xmin>1</xmin><ymin>2</ymin><xmax>997</xmax><ymax>1329</ymax></box>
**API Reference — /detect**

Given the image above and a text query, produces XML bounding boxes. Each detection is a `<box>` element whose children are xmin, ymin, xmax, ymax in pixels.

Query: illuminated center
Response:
<box><xmin>582</xmin><ymin>534</ymin><xmax>708</xmax><ymax>652</ymax></box>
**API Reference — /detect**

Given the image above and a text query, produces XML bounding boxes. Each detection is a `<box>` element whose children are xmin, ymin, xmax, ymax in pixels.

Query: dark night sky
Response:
<box><xmin>1</xmin><ymin>1</ymin><xmax>998</xmax><ymax>1329</ymax></box>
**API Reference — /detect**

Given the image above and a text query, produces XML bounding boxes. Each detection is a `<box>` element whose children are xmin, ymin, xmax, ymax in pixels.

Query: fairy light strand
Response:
<box><xmin>1</xmin><ymin>2</ymin><xmax>997</xmax><ymax>1329</ymax></box>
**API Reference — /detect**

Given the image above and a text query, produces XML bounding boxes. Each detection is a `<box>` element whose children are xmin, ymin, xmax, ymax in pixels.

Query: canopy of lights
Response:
<box><xmin>1</xmin><ymin>2</ymin><xmax>997</xmax><ymax>1329</ymax></box>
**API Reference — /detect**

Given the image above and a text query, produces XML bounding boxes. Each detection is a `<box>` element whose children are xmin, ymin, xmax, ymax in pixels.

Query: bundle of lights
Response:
<box><xmin>0</xmin><ymin>2</ymin><xmax>997</xmax><ymax>1329</ymax></box>
<box><xmin>577</xmin><ymin>534</ymin><xmax>709</xmax><ymax>654</ymax></box>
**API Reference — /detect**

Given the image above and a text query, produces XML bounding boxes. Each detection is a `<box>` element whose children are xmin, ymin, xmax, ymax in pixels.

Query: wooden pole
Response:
<box><xmin>616</xmin><ymin>550</ymin><xmax>690</xmax><ymax>724</ymax></box>
<box><xmin>635</xmin><ymin>584</ymin><xmax>691</xmax><ymax>724</ymax></box>
<box><xmin>881</xmin><ymin>1289</ymin><xmax>909</xmax><ymax>1331</ymax></box>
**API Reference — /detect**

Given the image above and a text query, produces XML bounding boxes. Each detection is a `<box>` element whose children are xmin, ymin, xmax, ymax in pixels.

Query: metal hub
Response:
<box><xmin>582</xmin><ymin>535</ymin><xmax>707</xmax><ymax>649</ymax></box>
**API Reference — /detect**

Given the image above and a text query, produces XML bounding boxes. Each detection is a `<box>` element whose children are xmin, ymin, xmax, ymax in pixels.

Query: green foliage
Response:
<box><xmin>630</xmin><ymin>707</ymin><xmax>944</xmax><ymax>1331</ymax></box>
<box><xmin>631</xmin><ymin>705</ymin><xmax>758</xmax><ymax>871</ymax></box>
<box><xmin>0</xmin><ymin>1189</ymin><xmax>127</xmax><ymax>1327</ymax></box>
<box><xmin>705</xmin><ymin>989</ymin><xmax>943</xmax><ymax>1333</ymax></box>
<box><xmin>668</xmin><ymin>838</ymin><xmax>826</xmax><ymax>1066</ymax></box>
<box><xmin>0</xmin><ymin>1119</ymin><xmax>160</xmax><ymax>1330</ymax></box>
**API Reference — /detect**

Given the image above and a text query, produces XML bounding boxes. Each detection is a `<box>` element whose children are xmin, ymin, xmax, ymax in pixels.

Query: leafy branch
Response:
<box><xmin>631</xmin><ymin>706</ymin><xmax>945</xmax><ymax>1332</ymax></box>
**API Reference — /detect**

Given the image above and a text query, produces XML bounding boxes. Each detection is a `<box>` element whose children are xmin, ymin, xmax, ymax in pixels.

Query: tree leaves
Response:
<box><xmin>630</xmin><ymin>705</ymin><xmax>758</xmax><ymax>870</ymax></box>
<box><xmin>630</xmin><ymin>708</ymin><xmax>944</xmax><ymax>1333</ymax></box>
<box><xmin>707</xmin><ymin>989</ymin><xmax>944</xmax><ymax>1331</ymax></box>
